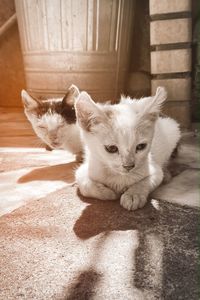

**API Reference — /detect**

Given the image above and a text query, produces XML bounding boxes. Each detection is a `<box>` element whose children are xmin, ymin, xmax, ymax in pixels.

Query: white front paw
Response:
<box><xmin>120</xmin><ymin>192</ymin><xmax>147</xmax><ymax>211</ymax></box>
<box><xmin>79</xmin><ymin>181</ymin><xmax>118</xmax><ymax>201</ymax></box>
<box><xmin>95</xmin><ymin>183</ymin><xmax>118</xmax><ymax>200</ymax></box>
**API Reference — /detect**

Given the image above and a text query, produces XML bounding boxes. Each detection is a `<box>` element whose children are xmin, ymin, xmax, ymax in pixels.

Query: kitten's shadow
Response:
<box><xmin>18</xmin><ymin>162</ymin><xmax>78</xmax><ymax>184</ymax></box>
<box><xmin>74</xmin><ymin>188</ymin><xmax>198</xmax><ymax>240</ymax></box>
<box><xmin>73</xmin><ymin>191</ymin><xmax>159</xmax><ymax>239</ymax></box>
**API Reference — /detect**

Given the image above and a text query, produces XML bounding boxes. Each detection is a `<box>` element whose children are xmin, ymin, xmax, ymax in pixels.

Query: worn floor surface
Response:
<box><xmin>0</xmin><ymin>107</ymin><xmax>199</xmax><ymax>300</ymax></box>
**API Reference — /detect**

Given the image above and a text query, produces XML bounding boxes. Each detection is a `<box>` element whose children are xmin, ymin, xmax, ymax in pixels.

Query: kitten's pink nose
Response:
<box><xmin>123</xmin><ymin>163</ymin><xmax>135</xmax><ymax>171</ymax></box>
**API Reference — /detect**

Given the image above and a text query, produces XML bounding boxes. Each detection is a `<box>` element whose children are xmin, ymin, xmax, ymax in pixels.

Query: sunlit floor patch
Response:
<box><xmin>0</xmin><ymin>147</ymin><xmax>47</xmax><ymax>153</ymax></box>
<box><xmin>0</xmin><ymin>144</ymin><xmax>77</xmax><ymax>217</ymax></box>
<box><xmin>0</xmin><ymin>166</ymin><xmax>75</xmax><ymax>216</ymax></box>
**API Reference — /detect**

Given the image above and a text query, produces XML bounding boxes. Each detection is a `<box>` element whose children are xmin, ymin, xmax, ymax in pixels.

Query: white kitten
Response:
<box><xmin>21</xmin><ymin>85</ymin><xmax>83</xmax><ymax>162</ymax></box>
<box><xmin>75</xmin><ymin>87</ymin><xmax>181</xmax><ymax>210</ymax></box>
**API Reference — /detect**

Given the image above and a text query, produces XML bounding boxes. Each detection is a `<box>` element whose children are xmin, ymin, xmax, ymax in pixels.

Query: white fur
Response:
<box><xmin>75</xmin><ymin>87</ymin><xmax>181</xmax><ymax>210</ymax></box>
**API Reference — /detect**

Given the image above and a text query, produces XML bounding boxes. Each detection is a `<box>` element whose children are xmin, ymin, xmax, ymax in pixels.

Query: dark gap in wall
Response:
<box><xmin>192</xmin><ymin>0</ymin><xmax>200</xmax><ymax>122</ymax></box>
<box><xmin>126</xmin><ymin>0</ymin><xmax>151</xmax><ymax>98</ymax></box>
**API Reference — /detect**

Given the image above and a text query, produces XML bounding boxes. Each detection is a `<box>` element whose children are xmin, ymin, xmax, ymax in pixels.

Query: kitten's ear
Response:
<box><xmin>21</xmin><ymin>90</ymin><xmax>41</xmax><ymax>110</ymax></box>
<box><xmin>137</xmin><ymin>86</ymin><xmax>167</xmax><ymax>126</ymax></box>
<box><xmin>139</xmin><ymin>86</ymin><xmax>167</xmax><ymax>115</ymax></box>
<box><xmin>150</xmin><ymin>86</ymin><xmax>167</xmax><ymax>114</ymax></box>
<box><xmin>75</xmin><ymin>91</ymin><xmax>105</xmax><ymax>131</ymax></box>
<box><xmin>62</xmin><ymin>84</ymin><xmax>80</xmax><ymax>107</ymax></box>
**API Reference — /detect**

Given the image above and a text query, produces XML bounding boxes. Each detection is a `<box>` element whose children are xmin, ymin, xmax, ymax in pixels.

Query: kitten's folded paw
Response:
<box><xmin>120</xmin><ymin>193</ymin><xmax>147</xmax><ymax>211</ymax></box>
<box><xmin>78</xmin><ymin>180</ymin><xmax>118</xmax><ymax>201</ymax></box>
<box><xmin>163</xmin><ymin>168</ymin><xmax>172</xmax><ymax>184</ymax></box>
<box><xmin>95</xmin><ymin>183</ymin><xmax>118</xmax><ymax>200</ymax></box>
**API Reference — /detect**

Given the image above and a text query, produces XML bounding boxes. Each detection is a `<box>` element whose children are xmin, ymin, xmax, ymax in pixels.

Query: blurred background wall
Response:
<box><xmin>0</xmin><ymin>0</ymin><xmax>25</xmax><ymax>107</ymax></box>
<box><xmin>0</xmin><ymin>0</ymin><xmax>198</xmax><ymax>128</ymax></box>
<box><xmin>0</xmin><ymin>0</ymin><xmax>151</xmax><ymax>107</ymax></box>
<box><xmin>14</xmin><ymin>0</ymin><xmax>135</xmax><ymax>103</ymax></box>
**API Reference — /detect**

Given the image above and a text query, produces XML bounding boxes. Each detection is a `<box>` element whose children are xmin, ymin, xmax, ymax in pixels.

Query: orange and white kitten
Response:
<box><xmin>22</xmin><ymin>85</ymin><xmax>83</xmax><ymax>162</ymax></box>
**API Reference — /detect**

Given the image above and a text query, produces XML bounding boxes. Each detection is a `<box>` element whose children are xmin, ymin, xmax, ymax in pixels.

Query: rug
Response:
<box><xmin>0</xmin><ymin>134</ymin><xmax>199</xmax><ymax>300</ymax></box>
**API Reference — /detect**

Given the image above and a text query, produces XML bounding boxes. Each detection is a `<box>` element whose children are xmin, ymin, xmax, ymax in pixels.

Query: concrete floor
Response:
<box><xmin>0</xmin><ymin>107</ymin><xmax>199</xmax><ymax>299</ymax></box>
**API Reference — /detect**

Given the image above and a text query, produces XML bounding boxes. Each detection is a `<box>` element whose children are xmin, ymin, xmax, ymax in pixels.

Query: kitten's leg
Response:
<box><xmin>163</xmin><ymin>167</ymin><xmax>172</xmax><ymax>184</ymax></box>
<box><xmin>120</xmin><ymin>164</ymin><xmax>163</xmax><ymax>211</ymax></box>
<box><xmin>45</xmin><ymin>144</ymin><xmax>53</xmax><ymax>151</ymax></box>
<box><xmin>76</xmin><ymin>163</ymin><xmax>118</xmax><ymax>200</ymax></box>
<box><xmin>75</xmin><ymin>151</ymin><xmax>84</xmax><ymax>163</ymax></box>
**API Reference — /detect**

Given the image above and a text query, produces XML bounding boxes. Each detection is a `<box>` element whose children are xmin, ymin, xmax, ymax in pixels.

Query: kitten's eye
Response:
<box><xmin>136</xmin><ymin>143</ymin><xmax>147</xmax><ymax>152</ymax></box>
<box><xmin>105</xmin><ymin>145</ymin><xmax>118</xmax><ymax>153</ymax></box>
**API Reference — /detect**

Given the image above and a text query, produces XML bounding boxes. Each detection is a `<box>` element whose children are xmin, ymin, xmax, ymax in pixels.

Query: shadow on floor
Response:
<box><xmin>74</xmin><ymin>191</ymin><xmax>159</xmax><ymax>240</ymax></box>
<box><xmin>74</xmin><ymin>192</ymin><xmax>199</xmax><ymax>299</ymax></box>
<box><xmin>18</xmin><ymin>162</ymin><xmax>78</xmax><ymax>184</ymax></box>
<box><xmin>63</xmin><ymin>269</ymin><xmax>102</xmax><ymax>300</ymax></box>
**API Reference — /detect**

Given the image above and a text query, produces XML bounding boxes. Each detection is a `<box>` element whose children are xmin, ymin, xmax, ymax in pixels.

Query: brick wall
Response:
<box><xmin>150</xmin><ymin>0</ymin><xmax>192</xmax><ymax>128</ymax></box>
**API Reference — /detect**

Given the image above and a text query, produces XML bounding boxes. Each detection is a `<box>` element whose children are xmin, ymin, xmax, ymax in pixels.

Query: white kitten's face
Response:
<box><xmin>98</xmin><ymin>127</ymin><xmax>153</xmax><ymax>174</ymax></box>
<box><xmin>81</xmin><ymin>109</ymin><xmax>154</xmax><ymax>174</ymax></box>
<box><xmin>75</xmin><ymin>88</ymin><xmax>167</xmax><ymax>174</ymax></box>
